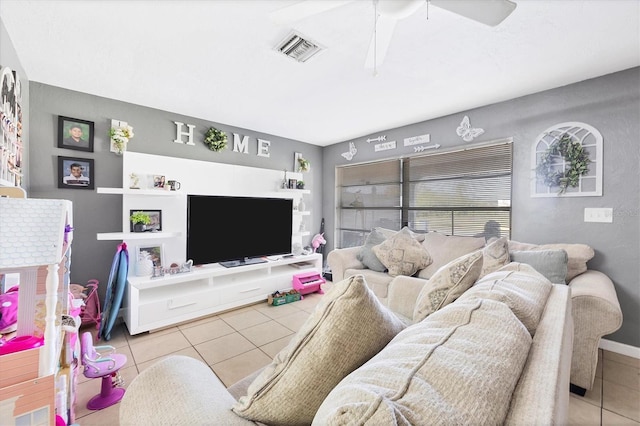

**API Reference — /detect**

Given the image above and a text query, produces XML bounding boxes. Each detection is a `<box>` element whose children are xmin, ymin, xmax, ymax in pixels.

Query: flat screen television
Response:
<box><xmin>187</xmin><ymin>195</ymin><xmax>293</xmax><ymax>267</ymax></box>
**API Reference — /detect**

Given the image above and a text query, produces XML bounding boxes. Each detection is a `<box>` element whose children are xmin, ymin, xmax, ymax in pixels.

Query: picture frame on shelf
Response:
<box><xmin>288</xmin><ymin>178</ymin><xmax>297</xmax><ymax>189</ymax></box>
<box><xmin>57</xmin><ymin>156</ymin><xmax>94</xmax><ymax>189</ymax></box>
<box><xmin>152</xmin><ymin>175</ymin><xmax>166</xmax><ymax>189</ymax></box>
<box><xmin>129</xmin><ymin>209</ymin><xmax>162</xmax><ymax>232</ymax></box>
<box><xmin>136</xmin><ymin>244</ymin><xmax>164</xmax><ymax>267</ymax></box>
<box><xmin>57</xmin><ymin>116</ymin><xmax>94</xmax><ymax>152</ymax></box>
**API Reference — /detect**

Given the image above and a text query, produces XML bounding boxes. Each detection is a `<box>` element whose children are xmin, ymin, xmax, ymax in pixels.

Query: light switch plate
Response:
<box><xmin>584</xmin><ymin>208</ymin><xmax>613</xmax><ymax>223</ymax></box>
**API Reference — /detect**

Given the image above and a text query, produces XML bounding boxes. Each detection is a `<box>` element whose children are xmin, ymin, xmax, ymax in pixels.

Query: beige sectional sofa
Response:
<box><xmin>327</xmin><ymin>230</ymin><xmax>623</xmax><ymax>393</ymax></box>
<box><xmin>121</xmin><ymin>253</ymin><xmax>575</xmax><ymax>425</ymax></box>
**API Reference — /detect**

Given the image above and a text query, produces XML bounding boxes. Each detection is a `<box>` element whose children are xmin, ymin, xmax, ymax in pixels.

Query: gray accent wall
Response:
<box><xmin>322</xmin><ymin>67</ymin><xmax>640</xmax><ymax>348</ymax></box>
<box><xmin>27</xmin><ymin>82</ymin><xmax>322</xmax><ymax>309</ymax></box>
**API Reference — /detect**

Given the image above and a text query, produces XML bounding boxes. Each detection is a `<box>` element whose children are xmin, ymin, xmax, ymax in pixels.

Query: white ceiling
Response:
<box><xmin>1</xmin><ymin>0</ymin><xmax>639</xmax><ymax>146</ymax></box>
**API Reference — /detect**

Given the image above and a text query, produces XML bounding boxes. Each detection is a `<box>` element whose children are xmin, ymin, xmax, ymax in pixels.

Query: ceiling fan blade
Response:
<box><xmin>269</xmin><ymin>0</ymin><xmax>355</xmax><ymax>25</ymax></box>
<box><xmin>364</xmin><ymin>15</ymin><xmax>398</xmax><ymax>69</ymax></box>
<box><xmin>430</xmin><ymin>0</ymin><xmax>517</xmax><ymax>26</ymax></box>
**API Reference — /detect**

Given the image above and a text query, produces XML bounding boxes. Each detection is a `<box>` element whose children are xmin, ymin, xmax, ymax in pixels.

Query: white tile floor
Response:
<box><xmin>74</xmin><ymin>289</ymin><xmax>639</xmax><ymax>425</ymax></box>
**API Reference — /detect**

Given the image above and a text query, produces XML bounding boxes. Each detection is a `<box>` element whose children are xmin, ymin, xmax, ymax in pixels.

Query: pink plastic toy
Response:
<box><xmin>81</xmin><ymin>332</ymin><xmax>127</xmax><ymax>410</ymax></box>
<box><xmin>311</xmin><ymin>233</ymin><xmax>326</xmax><ymax>253</ymax></box>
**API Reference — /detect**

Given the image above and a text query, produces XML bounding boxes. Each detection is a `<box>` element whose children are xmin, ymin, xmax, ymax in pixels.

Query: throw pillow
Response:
<box><xmin>377</xmin><ymin>226</ymin><xmax>427</xmax><ymax>242</ymax></box>
<box><xmin>413</xmin><ymin>249</ymin><xmax>483</xmax><ymax>322</ymax></box>
<box><xmin>510</xmin><ymin>249</ymin><xmax>569</xmax><ymax>284</ymax></box>
<box><xmin>356</xmin><ymin>228</ymin><xmax>388</xmax><ymax>272</ymax></box>
<box><xmin>479</xmin><ymin>236</ymin><xmax>510</xmax><ymax>278</ymax></box>
<box><xmin>508</xmin><ymin>240</ymin><xmax>593</xmax><ymax>281</ymax></box>
<box><xmin>372</xmin><ymin>227</ymin><xmax>432</xmax><ymax>277</ymax></box>
<box><xmin>313</xmin><ymin>298</ymin><xmax>532</xmax><ymax>425</ymax></box>
<box><xmin>417</xmin><ymin>232</ymin><xmax>486</xmax><ymax>279</ymax></box>
<box><xmin>232</xmin><ymin>275</ymin><xmax>405</xmax><ymax>425</ymax></box>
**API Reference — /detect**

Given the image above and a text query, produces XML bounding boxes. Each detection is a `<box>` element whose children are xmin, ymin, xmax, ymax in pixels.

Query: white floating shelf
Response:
<box><xmin>278</xmin><ymin>188</ymin><xmax>310</xmax><ymax>195</ymax></box>
<box><xmin>97</xmin><ymin>187</ymin><xmax>183</xmax><ymax>196</ymax></box>
<box><xmin>97</xmin><ymin>231</ymin><xmax>182</xmax><ymax>241</ymax></box>
<box><xmin>293</xmin><ymin>231</ymin><xmax>311</xmax><ymax>237</ymax></box>
<box><xmin>293</xmin><ymin>211</ymin><xmax>311</xmax><ymax>216</ymax></box>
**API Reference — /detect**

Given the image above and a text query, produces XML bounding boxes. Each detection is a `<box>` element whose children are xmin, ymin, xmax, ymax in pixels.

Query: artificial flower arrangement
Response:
<box><xmin>297</xmin><ymin>156</ymin><xmax>310</xmax><ymax>172</ymax></box>
<box><xmin>109</xmin><ymin>124</ymin><xmax>135</xmax><ymax>155</ymax></box>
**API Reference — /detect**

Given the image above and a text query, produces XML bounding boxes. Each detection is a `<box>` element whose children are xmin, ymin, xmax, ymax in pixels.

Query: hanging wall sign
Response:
<box><xmin>374</xmin><ymin>140</ymin><xmax>396</xmax><ymax>152</ymax></box>
<box><xmin>404</xmin><ymin>134</ymin><xmax>430</xmax><ymax>146</ymax></box>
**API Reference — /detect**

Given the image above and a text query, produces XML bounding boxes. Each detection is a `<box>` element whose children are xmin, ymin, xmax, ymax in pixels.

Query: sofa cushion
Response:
<box><xmin>510</xmin><ymin>249</ymin><xmax>569</xmax><ymax>284</ymax></box>
<box><xmin>417</xmin><ymin>232</ymin><xmax>486</xmax><ymax>279</ymax></box>
<box><xmin>413</xmin><ymin>249</ymin><xmax>483</xmax><ymax>322</ymax></box>
<box><xmin>232</xmin><ymin>275</ymin><xmax>405</xmax><ymax>425</ymax></box>
<box><xmin>479</xmin><ymin>236</ymin><xmax>510</xmax><ymax>278</ymax></box>
<box><xmin>313</xmin><ymin>298</ymin><xmax>532</xmax><ymax>425</ymax></box>
<box><xmin>356</xmin><ymin>227</ymin><xmax>389</xmax><ymax>272</ymax></box>
<box><xmin>508</xmin><ymin>240</ymin><xmax>594</xmax><ymax>281</ymax></box>
<box><xmin>373</xmin><ymin>228</ymin><xmax>432</xmax><ymax>277</ymax></box>
<box><xmin>458</xmin><ymin>262</ymin><xmax>552</xmax><ymax>335</ymax></box>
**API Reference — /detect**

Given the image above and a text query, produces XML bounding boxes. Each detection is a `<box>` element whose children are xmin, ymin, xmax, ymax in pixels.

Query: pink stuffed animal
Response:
<box><xmin>311</xmin><ymin>233</ymin><xmax>326</xmax><ymax>253</ymax></box>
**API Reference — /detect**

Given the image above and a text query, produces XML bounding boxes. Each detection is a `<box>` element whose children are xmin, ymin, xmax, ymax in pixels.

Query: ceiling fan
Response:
<box><xmin>270</xmin><ymin>0</ymin><xmax>517</xmax><ymax>69</ymax></box>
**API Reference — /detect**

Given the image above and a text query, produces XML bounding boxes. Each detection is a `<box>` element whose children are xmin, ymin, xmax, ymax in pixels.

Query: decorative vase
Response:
<box><xmin>136</xmin><ymin>257</ymin><xmax>153</xmax><ymax>277</ymax></box>
<box><xmin>298</xmin><ymin>198</ymin><xmax>306</xmax><ymax>212</ymax></box>
<box><xmin>133</xmin><ymin>223</ymin><xmax>146</xmax><ymax>232</ymax></box>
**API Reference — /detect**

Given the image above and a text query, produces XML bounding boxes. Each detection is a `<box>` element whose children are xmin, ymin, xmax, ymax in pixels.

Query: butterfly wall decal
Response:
<box><xmin>341</xmin><ymin>142</ymin><xmax>357</xmax><ymax>161</ymax></box>
<box><xmin>456</xmin><ymin>116</ymin><xmax>485</xmax><ymax>142</ymax></box>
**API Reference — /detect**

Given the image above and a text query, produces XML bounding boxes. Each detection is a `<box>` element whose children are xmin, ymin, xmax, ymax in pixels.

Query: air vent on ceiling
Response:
<box><xmin>275</xmin><ymin>32</ymin><xmax>324</xmax><ymax>63</ymax></box>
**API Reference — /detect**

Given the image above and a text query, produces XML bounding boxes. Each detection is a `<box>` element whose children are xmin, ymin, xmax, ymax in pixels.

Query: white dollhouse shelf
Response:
<box><xmin>0</xmin><ymin>197</ymin><xmax>73</xmax><ymax>376</ymax></box>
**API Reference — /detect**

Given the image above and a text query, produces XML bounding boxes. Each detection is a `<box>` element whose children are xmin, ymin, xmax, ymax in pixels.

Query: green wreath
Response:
<box><xmin>203</xmin><ymin>127</ymin><xmax>228</xmax><ymax>152</ymax></box>
<box><xmin>536</xmin><ymin>133</ymin><xmax>590</xmax><ymax>194</ymax></box>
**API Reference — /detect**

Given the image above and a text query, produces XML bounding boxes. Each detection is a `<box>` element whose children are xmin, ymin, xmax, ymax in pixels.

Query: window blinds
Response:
<box><xmin>336</xmin><ymin>141</ymin><xmax>512</xmax><ymax>247</ymax></box>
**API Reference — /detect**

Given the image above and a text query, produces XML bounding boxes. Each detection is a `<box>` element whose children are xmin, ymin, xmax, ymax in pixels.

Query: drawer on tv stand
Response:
<box><xmin>138</xmin><ymin>288</ymin><xmax>220</xmax><ymax>325</ymax></box>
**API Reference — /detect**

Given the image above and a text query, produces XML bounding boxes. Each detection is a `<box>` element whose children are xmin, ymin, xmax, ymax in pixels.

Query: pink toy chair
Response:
<box><xmin>81</xmin><ymin>332</ymin><xmax>127</xmax><ymax>410</ymax></box>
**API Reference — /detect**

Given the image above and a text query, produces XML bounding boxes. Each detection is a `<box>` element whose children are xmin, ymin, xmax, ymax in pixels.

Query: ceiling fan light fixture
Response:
<box><xmin>275</xmin><ymin>31</ymin><xmax>324</xmax><ymax>63</ymax></box>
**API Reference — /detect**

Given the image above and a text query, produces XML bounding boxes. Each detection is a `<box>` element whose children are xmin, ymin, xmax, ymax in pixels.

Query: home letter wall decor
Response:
<box><xmin>257</xmin><ymin>139</ymin><xmax>271</xmax><ymax>157</ymax></box>
<box><xmin>173</xmin><ymin>122</ymin><xmax>196</xmax><ymax>145</ymax></box>
<box><xmin>233</xmin><ymin>133</ymin><xmax>249</xmax><ymax>154</ymax></box>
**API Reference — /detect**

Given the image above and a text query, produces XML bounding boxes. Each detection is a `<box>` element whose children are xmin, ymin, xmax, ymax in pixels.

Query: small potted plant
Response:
<box><xmin>130</xmin><ymin>211</ymin><xmax>151</xmax><ymax>232</ymax></box>
<box><xmin>296</xmin><ymin>181</ymin><xmax>305</xmax><ymax>190</ymax></box>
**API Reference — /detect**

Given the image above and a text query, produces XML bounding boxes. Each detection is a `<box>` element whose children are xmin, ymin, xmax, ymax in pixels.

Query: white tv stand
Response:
<box><xmin>123</xmin><ymin>253</ymin><xmax>322</xmax><ymax>335</ymax></box>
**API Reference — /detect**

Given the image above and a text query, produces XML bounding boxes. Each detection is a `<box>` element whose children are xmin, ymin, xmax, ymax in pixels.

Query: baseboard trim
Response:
<box><xmin>600</xmin><ymin>338</ymin><xmax>640</xmax><ymax>359</ymax></box>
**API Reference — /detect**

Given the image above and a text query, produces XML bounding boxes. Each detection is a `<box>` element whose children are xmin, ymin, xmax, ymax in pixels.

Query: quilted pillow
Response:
<box><xmin>314</xmin><ymin>298</ymin><xmax>532</xmax><ymax>425</ymax></box>
<box><xmin>510</xmin><ymin>249</ymin><xmax>569</xmax><ymax>284</ymax></box>
<box><xmin>458</xmin><ymin>262</ymin><xmax>552</xmax><ymax>335</ymax></box>
<box><xmin>417</xmin><ymin>232</ymin><xmax>486</xmax><ymax>279</ymax></box>
<box><xmin>232</xmin><ymin>275</ymin><xmax>405</xmax><ymax>425</ymax></box>
<box><xmin>413</xmin><ymin>249</ymin><xmax>483</xmax><ymax>322</ymax></box>
<box><xmin>372</xmin><ymin>227</ymin><xmax>432</xmax><ymax>277</ymax></box>
<box><xmin>479</xmin><ymin>236</ymin><xmax>510</xmax><ymax>278</ymax></box>
<box><xmin>356</xmin><ymin>228</ymin><xmax>388</xmax><ymax>272</ymax></box>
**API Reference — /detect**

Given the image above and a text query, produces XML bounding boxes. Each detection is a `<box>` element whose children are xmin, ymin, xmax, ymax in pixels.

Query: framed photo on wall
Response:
<box><xmin>57</xmin><ymin>116</ymin><xmax>94</xmax><ymax>152</ymax></box>
<box><xmin>129</xmin><ymin>209</ymin><xmax>162</xmax><ymax>232</ymax></box>
<box><xmin>58</xmin><ymin>156</ymin><xmax>94</xmax><ymax>189</ymax></box>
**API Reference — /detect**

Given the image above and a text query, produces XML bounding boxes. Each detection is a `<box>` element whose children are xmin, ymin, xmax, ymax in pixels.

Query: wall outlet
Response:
<box><xmin>584</xmin><ymin>208</ymin><xmax>613</xmax><ymax>223</ymax></box>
